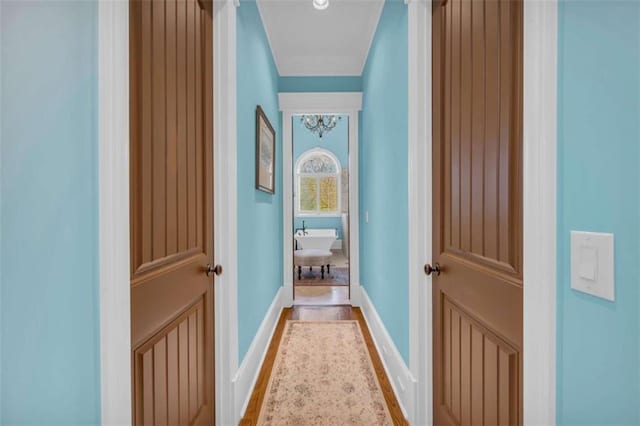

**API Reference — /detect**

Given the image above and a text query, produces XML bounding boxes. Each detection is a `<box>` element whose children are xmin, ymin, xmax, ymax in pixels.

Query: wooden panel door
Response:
<box><xmin>129</xmin><ymin>0</ymin><xmax>214</xmax><ymax>424</ymax></box>
<box><xmin>432</xmin><ymin>0</ymin><xmax>523</xmax><ymax>424</ymax></box>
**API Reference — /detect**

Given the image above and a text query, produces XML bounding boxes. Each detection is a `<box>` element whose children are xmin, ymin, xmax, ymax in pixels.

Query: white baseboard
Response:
<box><xmin>349</xmin><ymin>282</ymin><xmax>362</xmax><ymax>307</ymax></box>
<box><xmin>360</xmin><ymin>286</ymin><xmax>417</xmax><ymax>423</ymax></box>
<box><xmin>232</xmin><ymin>286</ymin><xmax>285</xmax><ymax>424</ymax></box>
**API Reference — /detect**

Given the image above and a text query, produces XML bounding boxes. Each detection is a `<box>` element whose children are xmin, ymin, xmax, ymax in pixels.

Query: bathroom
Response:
<box><xmin>292</xmin><ymin>113</ymin><xmax>350</xmax><ymax>305</ymax></box>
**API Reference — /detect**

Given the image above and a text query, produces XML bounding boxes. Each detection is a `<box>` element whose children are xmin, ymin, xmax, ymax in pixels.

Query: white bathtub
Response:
<box><xmin>295</xmin><ymin>228</ymin><xmax>337</xmax><ymax>251</ymax></box>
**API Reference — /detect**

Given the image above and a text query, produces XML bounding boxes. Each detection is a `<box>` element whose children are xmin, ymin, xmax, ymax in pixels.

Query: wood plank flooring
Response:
<box><xmin>239</xmin><ymin>306</ymin><xmax>408</xmax><ymax>425</ymax></box>
<box><xmin>293</xmin><ymin>286</ymin><xmax>350</xmax><ymax>305</ymax></box>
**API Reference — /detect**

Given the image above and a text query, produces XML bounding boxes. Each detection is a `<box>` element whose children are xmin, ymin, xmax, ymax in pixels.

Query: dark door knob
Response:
<box><xmin>424</xmin><ymin>263</ymin><xmax>441</xmax><ymax>277</ymax></box>
<box><xmin>206</xmin><ymin>264</ymin><xmax>223</xmax><ymax>277</ymax></box>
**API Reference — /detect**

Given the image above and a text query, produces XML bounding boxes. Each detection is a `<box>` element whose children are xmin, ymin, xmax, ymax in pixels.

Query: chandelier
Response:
<box><xmin>300</xmin><ymin>115</ymin><xmax>341</xmax><ymax>138</ymax></box>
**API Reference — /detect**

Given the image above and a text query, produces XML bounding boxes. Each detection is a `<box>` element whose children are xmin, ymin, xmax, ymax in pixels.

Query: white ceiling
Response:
<box><xmin>256</xmin><ymin>0</ymin><xmax>385</xmax><ymax>77</ymax></box>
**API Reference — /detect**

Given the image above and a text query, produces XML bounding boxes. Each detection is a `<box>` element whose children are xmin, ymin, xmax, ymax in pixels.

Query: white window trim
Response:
<box><xmin>295</xmin><ymin>148</ymin><xmax>342</xmax><ymax>217</ymax></box>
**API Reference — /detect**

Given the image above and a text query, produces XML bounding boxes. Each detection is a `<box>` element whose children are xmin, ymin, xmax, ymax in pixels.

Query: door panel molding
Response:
<box><xmin>440</xmin><ymin>296</ymin><xmax>519</xmax><ymax>426</ymax></box>
<box><xmin>133</xmin><ymin>298</ymin><xmax>206</xmax><ymax>425</ymax></box>
<box><xmin>131</xmin><ymin>248</ymin><xmax>203</xmax><ymax>283</ymax></box>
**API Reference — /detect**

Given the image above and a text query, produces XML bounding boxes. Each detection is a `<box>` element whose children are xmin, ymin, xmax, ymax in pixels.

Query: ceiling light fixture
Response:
<box><xmin>301</xmin><ymin>115</ymin><xmax>341</xmax><ymax>138</ymax></box>
<box><xmin>312</xmin><ymin>0</ymin><xmax>329</xmax><ymax>10</ymax></box>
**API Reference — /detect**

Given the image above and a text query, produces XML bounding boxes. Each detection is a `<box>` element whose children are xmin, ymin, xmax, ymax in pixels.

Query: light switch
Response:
<box><xmin>578</xmin><ymin>245</ymin><xmax>598</xmax><ymax>281</ymax></box>
<box><xmin>571</xmin><ymin>231</ymin><xmax>614</xmax><ymax>301</ymax></box>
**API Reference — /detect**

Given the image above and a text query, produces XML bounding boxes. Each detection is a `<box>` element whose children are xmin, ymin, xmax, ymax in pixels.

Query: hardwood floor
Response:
<box><xmin>239</xmin><ymin>306</ymin><xmax>408</xmax><ymax>425</ymax></box>
<box><xmin>293</xmin><ymin>286</ymin><xmax>350</xmax><ymax>305</ymax></box>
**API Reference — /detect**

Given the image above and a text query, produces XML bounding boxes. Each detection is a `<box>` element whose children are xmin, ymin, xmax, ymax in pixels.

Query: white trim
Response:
<box><xmin>213</xmin><ymin>1</ymin><xmax>239</xmax><ymax>425</ymax></box>
<box><xmin>279</xmin><ymin>92</ymin><xmax>363</xmax><ymax>114</ymax></box>
<box><xmin>279</xmin><ymin>92</ymin><xmax>363</xmax><ymax>307</ymax></box>
<box><xmin>295</xmin><ymin>212</ymin><xmax>343</xmax><ymax>218</ymax></box>
<box><xmin>282</xmin><ymin>110</ymin><xmax>295</xmax><ymax>307</ymax></box>
<box><xmin>347</xmin><ymin>109</ymin><xmax>361</xmax><ymax>305</ymax></box>
<box><xmin>360</xmin><ymin>287</ymin><xmax>417</xmax><ymax>422</ymax></box>
<box><xmin>0</xmin><ymin>2</ymin><xmax>4</xmax><ymax>420</ymax></box>
<box><xmin>407</xmin><ymin>0</ymin><xmax>430</xmax><ymax>425</ymax></box>
<box><xmin>233</xmin><ymin>288</ymin><xmax>286</xmax><ymax>424</ymax></box>
<box><xmin>413</xmin><ymin>1</ymin><xmax>558</xmax><ymax>424</ymax></box>
<box><xmin>98</xmin><ymin>1</ymin><xmax>131</xmax><ymax>424</ymax></box>
<box><xmin>523</xmin><ymin>1</ymin><xmax>557</xmax><ymax>424</ymax></box>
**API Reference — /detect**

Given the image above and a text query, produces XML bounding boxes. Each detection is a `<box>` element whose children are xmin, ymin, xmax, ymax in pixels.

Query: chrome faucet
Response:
<box><xmin>294</xmin><ymin>221</ymin><xmax>308</xmax><ymax>237</ymax></box>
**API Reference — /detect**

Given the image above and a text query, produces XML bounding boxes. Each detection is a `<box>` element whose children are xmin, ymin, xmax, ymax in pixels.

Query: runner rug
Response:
<box><xmin>294</xmin><ymin>266</ymin><xmax>349</xmax><ymax>286</ymax></box>
<box><xmin>257</xmin><ymin>321</ymin><xmax>393</xmax><ymax>425</ymax></box>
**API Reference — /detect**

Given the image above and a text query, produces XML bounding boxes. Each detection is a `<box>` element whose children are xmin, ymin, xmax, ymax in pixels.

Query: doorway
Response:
<box><xmin>291</xmin><ymin>114</ymin><xmax>351</xmax><ymax>305</ymax></box>
<box><xmin>279</xmin><ymin>92</ymin><xmax>363</xmax><ymax>307</ymax></box>
<box><xmin>128</xmin><ymin>0</ymin><xmax>216</xmax><ymax>423</ymax></box>
<box><xmin>431</xmin><ymin>0</ymin><xmax>524</xmax><ymax>424</ymax></box>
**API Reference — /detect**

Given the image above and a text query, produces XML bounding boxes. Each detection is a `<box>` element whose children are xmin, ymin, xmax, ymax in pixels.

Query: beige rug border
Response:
<box><xmin>256</xmin><ymin>320</ymin><xmax>393</xmax><ymax>425</ymax></box>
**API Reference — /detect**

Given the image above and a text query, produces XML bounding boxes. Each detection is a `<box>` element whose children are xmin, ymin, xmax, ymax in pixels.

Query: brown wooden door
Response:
<box><xmin>129</xmin><ymin>0</ymin><xmax>214</xmax><ymax>424</ymax></box>
<box><xmin>432</xmin><ymin>0</ymin><xmax>523</xmax><ymax>424</ymax></box>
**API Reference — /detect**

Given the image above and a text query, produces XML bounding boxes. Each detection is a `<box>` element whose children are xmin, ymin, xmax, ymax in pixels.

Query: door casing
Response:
<box><xmin>407</xmin><ymin>1</ymin><xmax>557</xmax><ymax>424</ymax></box>
<box><xmin>98</xmin><ymin>1</ymin><xmax>558</xmax><ymax>425</ymax></box>
<box><xmin>279</xmin><ymin>92</ymin><xmax>363</xmax><ymax>308</ymax></box>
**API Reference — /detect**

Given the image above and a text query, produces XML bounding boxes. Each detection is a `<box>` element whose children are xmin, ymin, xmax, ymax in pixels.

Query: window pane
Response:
<box><xmin>299</xmin><ymin>177</ymin><xmax>317</xmax><ymax>212</ymax></box>
<box><xmin>300</xmin><ymin>154</ymin><xmax>338</xmax><ymax>174</ymax></box>
<box><xmin>319</xmin><ymin>177</ymin><xmax>338</xmax><ymax>212</ymax></box>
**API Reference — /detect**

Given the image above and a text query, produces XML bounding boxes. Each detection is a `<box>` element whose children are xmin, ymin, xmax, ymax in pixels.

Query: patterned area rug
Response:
<box><xmin>294</xmin><ymin>267</ymin><xmax>349</xmax><ymax>286</ymax></box>
<box><xmin>257</xmin><ymin>321</ymin><xmax>393</xmax><ymax>425</ymax></box>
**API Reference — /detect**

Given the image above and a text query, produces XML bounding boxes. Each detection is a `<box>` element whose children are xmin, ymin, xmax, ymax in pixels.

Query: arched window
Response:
<box><xmin>295</xmin><ymin>148</ymin><xmax>341</xmax><ymax>216</ymax></box>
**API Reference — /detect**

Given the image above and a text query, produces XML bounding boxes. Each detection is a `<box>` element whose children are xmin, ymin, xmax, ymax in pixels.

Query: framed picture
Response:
<box><xmin>256</xmin><ymin>105</ymin><xmax>276</xmax><ymax>194</ymax></box>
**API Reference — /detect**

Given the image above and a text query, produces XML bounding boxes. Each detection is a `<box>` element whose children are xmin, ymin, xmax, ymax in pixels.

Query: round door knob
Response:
<box><xmin>206</xmin><ymin>264</ymin><xmax>223</xmax><ymax>277</ymax></box>
<box><xmin>424</xmin><ymin>263</ymin><xmax>441</xmax><ymax>277</ymax></box>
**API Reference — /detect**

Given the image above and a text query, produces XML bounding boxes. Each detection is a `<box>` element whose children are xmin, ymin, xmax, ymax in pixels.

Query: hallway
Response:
<box><xmin>240</xmin><ymin>306</ymin><xmax>408</xmax><ymax>425</ymax></box>
<box><xmin>2</xmin><ymin>0</ymin><xmax>639</xmax><ymax>424</ymax></box>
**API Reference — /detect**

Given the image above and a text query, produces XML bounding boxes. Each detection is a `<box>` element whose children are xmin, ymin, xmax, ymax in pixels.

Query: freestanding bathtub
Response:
<box><xmin>294</xmin><ymin>228</ymin><xmax>337</xmax><ymax>251</ymax></box>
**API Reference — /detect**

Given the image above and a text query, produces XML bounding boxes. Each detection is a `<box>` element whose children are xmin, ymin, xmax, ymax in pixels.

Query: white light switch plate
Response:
<box><xmin>570</xmin><ymin>231</ymin><xmax>615</xmax><ymax>301</ymax></box>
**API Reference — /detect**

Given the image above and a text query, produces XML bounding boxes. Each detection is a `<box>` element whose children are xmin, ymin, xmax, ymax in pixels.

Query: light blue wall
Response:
<box><xmin>557</xmin><ymin>1</ymin><xmax>640</xmax><ymax>424</ymax></box>
<box><xmin>293</xmin><ymin>115</ymin><xmax>348</xmax><ymax>240</ymax></box>
<box><xmin>1</xmin><ymin>1</ymin><xmax>101</xmax><ymax>424</ymax></box>
<box><xmin>237</xmin><ymin>0</ymin><xmax>283</xmax><ymax>362</ymax></box>
<box><xmin>293</xmin><ymin>115</ymin><xmax>349</xmax><ymax>166</ymax></box>
<box><xmin>279</xmin><ymin>76</ymin><xmax>362</xmax><ymax>93</ymax></box>
<box><xmin>360</xmin><ymin>0</ymin><xmax>409</xmax><ymax>362</ymax></box>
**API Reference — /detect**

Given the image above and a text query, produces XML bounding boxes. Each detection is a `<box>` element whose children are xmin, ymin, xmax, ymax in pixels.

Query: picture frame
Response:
<box><xmin>256</xmin><ymin>105</ymin><xmax>276</xmax><ymax>194</ymax></box>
